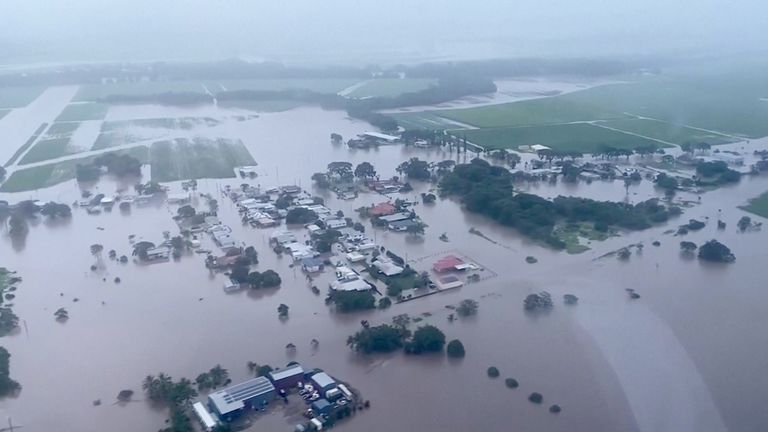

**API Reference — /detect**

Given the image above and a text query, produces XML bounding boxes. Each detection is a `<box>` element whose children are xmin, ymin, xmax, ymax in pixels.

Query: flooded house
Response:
<box><xmin>432</xmin><ymin>255</ymin><xmax>465</xmax><ymax>273</ymax></box>
<box><xmin>388</xmin><ymin>219</ymin><xmax>421</xmax><ymax>232</ymax></box>
<box><xmin>301</xmin><ymin>257</ymin><xmax>325</xmax><ymax>273</ymax></box>
<box><xmin>368</xmin><ymin>202</ymin><xmax>397</xmax><ymax>217</ymax></box>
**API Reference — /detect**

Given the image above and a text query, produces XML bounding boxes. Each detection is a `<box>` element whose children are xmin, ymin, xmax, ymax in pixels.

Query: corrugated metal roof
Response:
<box><xmin>311</xmin><ymin>372</ymin><xmax>336</xmax><ymax>389</ymax></box>
<box><xmin>208</xmin><ymin>376</ymin><xmax>275</xmax><ymax>415</ymax></box>
<box><xmin>269</xmin><ymin>364</ymin><xmax>304</xmax><ymax>382</ymax></box>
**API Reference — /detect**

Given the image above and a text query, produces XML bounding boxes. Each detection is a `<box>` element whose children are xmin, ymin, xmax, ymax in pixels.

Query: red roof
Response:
<box><xmin>370</xmin><ymin>202</ymin><xmax>397</xmax><ymax>217</ymax></box>
<box><xmin>433</xmin><ymin>255</ymin><xmax>464</xmax><ymax>272</ymax></box>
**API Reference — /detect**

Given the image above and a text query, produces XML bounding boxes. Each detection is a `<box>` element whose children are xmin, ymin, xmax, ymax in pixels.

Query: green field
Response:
<box><xmin>0</xmin><ymin>86</ymin><xmax>46</xmax><ymax>108</ymax></box>
<box><xmin>46</xmin><ymin>122</ymin><xmax>82</xmax><ymax>135</ymax></box>
<box><xmin>18</xmin><ymin>137</ymin><xmax>74</xmax><ymax>165</ymax></box>
<box><xmin>346</xmin><ymin>78</ymin><xmax>437</xmax><ymax>98</ymax></box>
<box><xmin>1</xmin><ymin>147</ymin><xmax>149</xmax><ymax>193</ymax></box>
<box><xmin>741</xmin><ymin>191</ymin><xmax>768</xmax><ymax>219</ymax></box>
<box><xmin>388</xmin><ymin>111</ymin><xmax>473</xmax><ymax>129</ymax></box>
<box><xmin>92</xmin><ymin>117</ymin><xmax>223</xmax><ymax>150</ymax></box>
<box><xmin>461</xmin><ymin>123</ymin><xmax>663</xmax><ymax>152</ymax></box>
<box><xmin>438</xmin><ymin>96</ymin><xmax>626</xmax><ymax>128</ymax></box>
<box><xmin>150</xmin><ymin>138</ymin><xmax>256</xmax><ymax>182</ymax></box>
<box><xmin>4</xmin><ymin>123</ymin><xmax>49</xmax><ymax>167</ymax></box>
<box><xmin>54</xmin><ymin>103</ymin><xmax>109</xmax><ymax>121</ymax></box>
<box><xmin>598</xmin><ymin>118</ymin><xmax>735</xmax><ymax>145</ymax></box>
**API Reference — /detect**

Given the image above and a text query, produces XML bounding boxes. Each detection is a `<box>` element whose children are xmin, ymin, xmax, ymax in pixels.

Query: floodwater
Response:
<box><xmin>1</xmin><ymin>95</ymin><xmax>768</xmax><ymax>432</ymax></box>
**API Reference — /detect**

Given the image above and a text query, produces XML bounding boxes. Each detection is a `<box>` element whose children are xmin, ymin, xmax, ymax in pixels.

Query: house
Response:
<box><xmin>145</xmin><ymin>247</ymin><xmax>171</xmax><ymax>261</ymax></box>
<box><xmin>166</xmin><ymin>193</ymin><xmax>191</xmax><ymax>205</ymax></box>
<box><xmin>372</xmin><ymin>257</ymin><xmax>404</xmax><ymax>276</ymax></box>
<box><xmin>330</xmin><ymin>278</ymin><xmax>372</xmax><ymax>292</ymax></box>
<box><xmin>268</xmin><ymin>364</ymin><xmax>305</xmax><ymax>391</ymax></box>
<box><xmin>192</xmin><ymin>402</ymin><xmax>218</xmax><ymax>431</ymax></box>
<box><xmin>369</xmin><ymin>202</ymin><xmax>397</xmax><ymax>217</ymax></box>
<box><xmin>208</xmin><ymin>376</ymin><xmax>276</xmax><ymax>422</ymax></box>
<box><xmin>437</xmin><ymin>274</ymin><xmax>463</xmax><ymax>290</ymax></box>
<box><xmin>306</xmin><ymin>224</ymin><xmax>321</xmax><ymax>235</ymax></box>
<box><xmin>223</xmin><ymin>279</ymin><xmax>242</xmax><ymax>293</ymax></box>
<box><xmin>433</xmin><ymin>255</ymin><xmax>464</xmax><ymax>273</ymax></box>
<box><xmin>346</xmin><ymin>252</ymin><xmax>366</xmax><ymax>263</ymax></box>
<box><xmin>286</xmin><ymin>243</ymin><xmax>317</xmax><ymax>261</ymax></box>
<box><xmin>301</xmin><ymin>257</ymin><xmax>325</xmax><ymax>273</ymax></box>
<box><xmin>100</xmin><ymin>196</ymin><xmax>116</xmax><ymax>206</ymax></box>
<box><xmin>324</xmin><ymin>218</ymin><xmax>347</xmax><ymax>230</ymax></box>
<box><xmin>280</xmin><ymin>185</ymin><xmax>302</xmax><ymax>195</ymax></box>
<box><xmin>310</xmin><ymin>373</ymin><xmax>337</xmax><ymax>393</ymax></box>
<box><xmin>530</xmin><ymin>144</ymin><xmax>551</xmax><ymax>152</ymax></box>
<box><xmin>388</xmin><ymin>219</ymin><xmax>420</xmax><ymax>232</ymax></box>
<box><xmin>378</xmin><ymin>212</ymin><xmax>411</xmax><ymax>224</ymax></box>
<box><xmin>271</xmin><ymin>231</ymin><xmax>298</xmax><ymax>245</ymax></box>
<box><xmin>334</xmin><ymin>266</ymin><xmax>359</xmax><ymax>282</ymax></box>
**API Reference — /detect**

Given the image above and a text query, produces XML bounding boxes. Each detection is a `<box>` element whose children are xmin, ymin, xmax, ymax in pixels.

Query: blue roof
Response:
<box><xmin>311</xmin><ymin>398</ymin><xmax>332</xmax><ymax>412</ymax></box>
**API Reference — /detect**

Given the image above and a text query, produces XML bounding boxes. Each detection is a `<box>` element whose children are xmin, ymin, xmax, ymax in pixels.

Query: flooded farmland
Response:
<box><xmin>1</xmin><ymin>94</ymin><xmax>768</xmax><ymax>432</ymax></box>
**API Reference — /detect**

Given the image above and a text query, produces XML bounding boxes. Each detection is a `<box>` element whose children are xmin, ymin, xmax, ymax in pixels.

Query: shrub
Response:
<box><xmin>487</xmin><ymin>367</ymin><xmax>500</xmax><ymax>378</ymax></box>
<box><xmin>505</xmin><ymin>378</ymin><xmax>519</xmax><ymax>389</ymax></box>
<box><xmin>529</xmin><ymin>392</ymin><xmax>543</xmax><ymax>404</ymax></box>
<box><xmin>549</xmin><ymin>404</ymin><xmax>562</xmax><ymax>413</ymax></box>
<box><xmin>446</xmin><ymin>339</ymin><xmax>465</xmax><ymax>358</ymax></box>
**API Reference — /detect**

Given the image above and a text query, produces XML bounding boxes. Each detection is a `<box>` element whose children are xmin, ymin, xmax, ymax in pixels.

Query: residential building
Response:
<box><xmin>433</xmin><ymin>255</ymin><xmax>464</xmax><ymax>273</ymax></box>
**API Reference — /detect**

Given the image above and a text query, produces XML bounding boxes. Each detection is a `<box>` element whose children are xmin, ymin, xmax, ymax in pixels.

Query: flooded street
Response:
<box><xmin>1</xmin><ymin>103</ymin><xmax>768</xmax><ymax>432</ymax></box>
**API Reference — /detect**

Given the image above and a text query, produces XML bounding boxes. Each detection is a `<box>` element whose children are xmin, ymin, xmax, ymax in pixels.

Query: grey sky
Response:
<box><xmin>1</xmin><ymin>0</ymin><xmax>766</xmax><ymax>65</ymax></box>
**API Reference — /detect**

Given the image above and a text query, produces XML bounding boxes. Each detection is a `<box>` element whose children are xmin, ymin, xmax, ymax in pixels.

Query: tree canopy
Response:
<box><xmin>346</xmin><ymin>324</ymin><xmax>410</xmax><ymax>354</ymax></box>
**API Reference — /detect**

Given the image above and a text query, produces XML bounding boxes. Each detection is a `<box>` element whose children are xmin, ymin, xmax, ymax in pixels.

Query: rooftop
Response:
<box><xmin>311</xmin><ymin>372</ymin><xmax>336</xmax><ymax>389</ymax></box>
<box><xmin>379</xmin><ymin>212</ymin><xmax>411</xmax><ymax>223</ymax></box>
<box><xmin>369</xmin><ymin>202</ymin><xmax>397</xmax><ymax>217</ymax></box>
<box><xmin>208</xmin><ymin>376</ymin><xmax>275</xmax><ymax>416</ymax></box>
<box><xmin>361</xmin><ymin>131</ymin><xmax>399</xmax><ymax>142</ymax></box>
<box><xmin>433</xmin><ymin>255</ymin><xmax>464</xmax><ymax>272</ymax></box>
<box><xmin>269</xmin><ymin>364</ymin><xmax>304</xmax><ymax>382</ymax></box>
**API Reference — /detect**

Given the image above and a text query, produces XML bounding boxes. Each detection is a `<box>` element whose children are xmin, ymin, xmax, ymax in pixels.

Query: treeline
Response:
<box><xmin>440</xmin><ymin>159</ymin><xmax>680</xmax><ymax>248</ymax></box>
<box><xmin>0</xmin><ymin>347</ymin><xmax>20</xmax><ymax>397</ymax></box>
<box><xmin>75</xmin><ymin>152</ymin><xmax>143</xmax><ymax>182</ymax></box>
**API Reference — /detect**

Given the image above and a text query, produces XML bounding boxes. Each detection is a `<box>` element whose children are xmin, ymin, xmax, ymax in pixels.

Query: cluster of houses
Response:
<box><xmin>367</xmin><ymin>201</ymin><xmax>423</xmax><ymax>232</ymax></box>
<box><xmin>192</xmin><ymin>363</ymin><xmax>357</xmax><ymax>432</ymax></box>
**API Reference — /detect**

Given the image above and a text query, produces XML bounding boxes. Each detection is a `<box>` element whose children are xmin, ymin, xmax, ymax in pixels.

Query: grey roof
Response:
<box><xmin>389</xmin><ymin>219</ymin><xmax>420</xmax><ymax>229</ymax></box>
<box><xmin>269</xmin><ymin>365</ymin><xmax>304</xmax><ymax>382</ymax></box>
<box><xmin>311</xmin><ymin>372</ymin><xmax>336</xmax><ymax>389</ymax></box>
<box><xmin>311</xmin><ymin>398</ymin><xmax>332</xmax><ymax>411</ymax></box>
<box><xmin>379</xmin><ymin>212</ymin><xmax>411</xmax><ymax>223</ymax></box>
<box><xmin>208</xmin><ymin>376</ymin><xmax>275</xmax><ymax>415</ymax></box>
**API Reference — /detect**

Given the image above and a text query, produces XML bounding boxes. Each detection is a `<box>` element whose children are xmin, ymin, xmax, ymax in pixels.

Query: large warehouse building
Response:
<box><xmin>208</xmin><ymin>376</ymin><xmax>276</xmax><ymax>421</ymax></box>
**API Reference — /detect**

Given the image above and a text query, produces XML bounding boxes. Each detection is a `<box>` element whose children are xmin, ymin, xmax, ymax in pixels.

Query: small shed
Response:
<box><xmin>311</xmin><ymin>398</ymin><xmax>333</xmax><ymax>416</ymax></box>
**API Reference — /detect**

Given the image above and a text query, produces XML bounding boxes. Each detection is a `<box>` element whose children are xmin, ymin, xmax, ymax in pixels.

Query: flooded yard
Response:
<box><xmin>1</xmin><ymin>98</ymin><xmax>768</xmax><ymax>432</ymax></box>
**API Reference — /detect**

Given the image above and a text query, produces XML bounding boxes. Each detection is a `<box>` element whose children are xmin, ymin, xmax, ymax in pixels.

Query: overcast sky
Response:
<box><xmin>1</xmin><ymin>0</ymin><xmax>766</xmax><ymax>65</ymax></box>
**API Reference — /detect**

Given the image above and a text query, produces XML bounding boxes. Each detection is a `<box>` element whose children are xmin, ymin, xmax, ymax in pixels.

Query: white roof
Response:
<box><xmin>331</xmin><ymin>278</ymin><xmax>371</xmax><ymax>291</ymax></box>
<box><xmin>192</xmin><ymin>402</ymin><xmax>218</xmax><ymax>429</ymax></box>
<box><xmin>362</xmin><ymin>131</ymin><xmax>399</xmax><ymax>141</ymax></box>
<box><xmin>530</xmin><ymin>144</ymin><xmax>551</xmax><ymax>151</ymax></box>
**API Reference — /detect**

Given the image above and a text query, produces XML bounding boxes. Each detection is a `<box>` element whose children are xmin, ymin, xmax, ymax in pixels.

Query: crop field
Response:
<box><xmin>149</xmin><ymin>138</ymin><xmax>256</xmax><ymax>182</ymax></box>
<box><xmin>18</xmin><ymin>137</ymin><xmax>74</xmax><ymax>165</ymax></box>
<box><xmin>1</xmin><ymin>147</ymin><xmax>149</xmax><ymax>193</ymax></box>
<box><xmin>92</xmin><ymin>118</ymin><xmax>223</xmax><ymax>150</ymax></box>
<box><xmin>388</xmin><ymin>111</ymin><xmax>473</xmax><ymax>130</ymax></box>
<box><xmin>437</xmin><ymin>95</ymin><xmax>626</xmax><ymax>128</ymax></box>
<box><xmin>46</xmin><ymin>122</ymin><xmax>82</xmax><ymax>135</ymax></box>
<box><xmin>4</xmin><ymin>123</ymin><xmax>49</xmax><ymax>167</ymax></box>
<box><xmin>597</xmin><ymin>118</ymin><xmax>735</xmax><ymax>145</ymax></box>
<box><xmin>346</xmin><ymin>78</ymin><xmax>437</xmax><ymax>98</ymax></box>
<box><xmin>741</xmin><ymin>191</ymin><xmax>768</xmax><ymax>219</ymax></box>
<box><xmin>55</xmin><ymin>103</ymin><xmax>109</xmax><ymax>121</ymax></box>
<box><xmin>0</xmin><ymin>86</ymin><xmax>46</xmax><ymax>108</ymax></box>
<box><xmin>461</xmin><ymin>123</ymin><xmax>663</xmax><ymax>152</ymax></box>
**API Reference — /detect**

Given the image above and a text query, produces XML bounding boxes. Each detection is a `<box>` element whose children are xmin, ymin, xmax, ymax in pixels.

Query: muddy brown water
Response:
<box><xmin>0</xmin><ymin>101</ymin><xmax>767</xmax><ymax>432</ymax></box>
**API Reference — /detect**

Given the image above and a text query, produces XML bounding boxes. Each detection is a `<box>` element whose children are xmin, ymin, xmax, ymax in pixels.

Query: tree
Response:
<box><xmin>396</xmin><ymin>158</ymin><xmax>431</xmax><ymax>180</ymax></box>
<box><xmin>132</xmin><ymin>241</ymin><xmax>155</xmax><ymax>261</ymax></box>
<box><xmin>329</xmin><ymin>290</ymin><xmax>375</xmax><ymax>312</ymax></box>
<box><xmin>354</xmin><ymin>162</ymin><xmax>377</xmax><ymax>179</ymax></box>
<box><xmin>738</xmin><ymin>216</ymin><xmax>752</xmax><ymax>232</ymax></box>
<box><xmin>421</xmin><ymin>193</ymin><xmax>437</xmax><ymax>204</ymax></box>
<box><xmin>177</xmin><ymin>205</ymin><xmax>196</xmax><ymax>218</ymax></box>
<box><xmin>286</xmin><ymin>208</ymin><xmax>318</xmax><ymax>224</ymax></box>
<box><xmin>243</xmin><ymin>246</ymin><xmax>259</xmax><ymax>264</ymax></box>
<box><xmin>327</xmin><ymin>161</ymin><xmax>354</xmax><ymax>180</ymax></box>
<box><xmin>0</xmin><ymin>308</ymin><xmax>19</xmax><ymax>336</ymax></box>
<box><xmin>171</xmin><ymin>236</ymin><xmax>185</xmax><ymax>251</ymax></box>
<box><xmin>487</xmin><ymin>367</ymin><xmax>500</xmax><ymax>378</ymax></box>
<box><xmin>40</xmin><ymin>202</ymin><xmax>72</xmax><ymax>218</ymax></box>
<box><xmin>456</xmin><ymin>299</ymin><xmax>479</xmax><ymax>317</ymax></box>
<box><xmin>529</xmin><ymin>392</ymin><xmax>543</xmax><ymax>404</ymax></box>
<box><xmin>8</xmin><ymin>214</ymin><xmax>28</xmax><ymax>238</ymax></box>
<box><xmin>277</xmin><ymin>304</ymin><xmax>289</xmax><ymax>317</ymax></box>
<box><xmin>260</xmin><ymin>270</ymin><xmax>282</xmax><ymax>288</ymax></box>
<box><xmin>0</xmin><ymin>347</ymin><xmax>21</xmax><ymax>396</ymax></box>
<box><xmin>347</xmin><ymin>324</ymin><xmax>409</xmax><ymax>354</ymax></box>
<box><xmin>230</xmin><ymin>265</ymin><xmax>250</xmax><ymax>283</ymax></box>
<box><xmin>311</xmin><ymin>172</ymin><xmax>331</xmax><ymax>189</ymax></box>
<box><xmin>446</xmin><ymin>339</ymin><xmax>466</xmax><ymax>358</ymax></box>
<box><xmin>698</xmin><ymin>240</ymin><xmax>735</xmax><ymax>262</ymax></box>
<box><xmin>680</xmin><ymin>241</ymin><xmax>698</xmax><ymax>252</ymax></box>
<box><xmin>378</xmin><ymin>297</ymin><xmax>392</xmax><ymax>309</ymax></box>
<box><xmin>405</xmin><ymin>325</ymin><xmax>446</xmax><ymax>354</ymax></box>
<box><xmin>655</xmin><ymin>173</ymin><xmax>678</xmax><ymax>191</ymax></box>
<box><xmin>330</xmin><ymin>133</ymin><xmax>343</xmax><ymax>143</ymax></box>
<box><xmin>505</xmin><ymin>378</ymin><xmax>519</xmax><ymax>389</ymax></box>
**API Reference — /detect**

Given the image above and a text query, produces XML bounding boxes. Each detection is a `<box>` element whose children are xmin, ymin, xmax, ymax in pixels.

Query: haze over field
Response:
<box><xmin>1</xmin><ymin>0</ymin><xmax>767</xmax><ymax>65</ymax></box>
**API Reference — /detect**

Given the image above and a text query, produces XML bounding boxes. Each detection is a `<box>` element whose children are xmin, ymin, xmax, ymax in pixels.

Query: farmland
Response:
<box><xmin>149</xmin><ymin>137</ymin><xmax>256</xmax><ymax>182</ymax></box>
<box><xmin>4</xmin><ymin>123</ymin><xmax>49</xmax><ymax>167</ymax></box>
<box><xmin>0</xmin><ymin>146</ymin><xmax>149</xmax><ymax>192</ymax></box>
<box><xmin>0</xmin><ymin>86</ymin><xmax>46</xmax><ymax>108</ymax></box>
<box><xmin>55</xmin><ymin>103</ymin><xmax>109</xmax><ymax>121</ymax></box>
<box><xmin>741</xmin><ymin>191</ymin><xmax>768</xmax><ymax>219</ymax></box>
<box><xmin>597</xmin><ymin>118</ymin><xmax>735</xmax><ymax>145</ymax></box>
<box><xmin>461</xmin><ymin>123</ymin><xmax>663</xmax><ymax>152</ymax></box>
<box><xmin>213</xmin><ymin>78</ymin><xmax>360</xmax><ymax>94</ymax></box>
<box><xmin>18</xmin><ymin>138</ymin><xmax>74</xmax><ymax>165</ymax></box>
